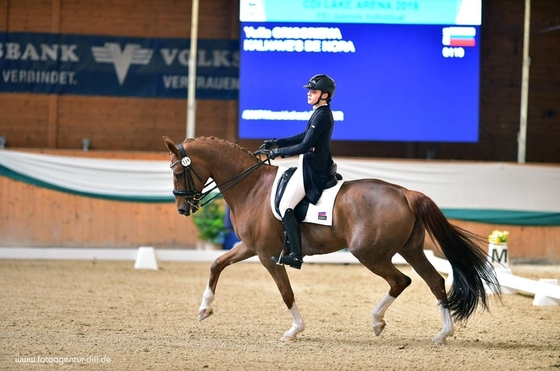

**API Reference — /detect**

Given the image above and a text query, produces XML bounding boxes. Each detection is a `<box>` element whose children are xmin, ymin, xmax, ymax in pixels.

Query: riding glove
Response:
<box><xmin>262</xmin><ymin>139</ymin><xmax>278</xmax><ymax>149</ymax></box>
<box><xmin>269</xmin><ymin>148</ymin><xmax>280</xmax><ymax>160</ymax></box>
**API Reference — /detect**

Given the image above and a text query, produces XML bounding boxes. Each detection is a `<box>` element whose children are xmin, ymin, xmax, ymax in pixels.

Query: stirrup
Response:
<box><xmin>273</xmin><ymin>246</ymin><xmax>285</xmax><ymax>265</ymax></box>
<box><xmin>272</xmin><ymin>253</ymin><xmax>303</xmax><ymax>269</ymax></box>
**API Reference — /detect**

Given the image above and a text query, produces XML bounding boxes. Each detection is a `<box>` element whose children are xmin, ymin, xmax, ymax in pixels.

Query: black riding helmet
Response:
<box><xmin>304</xmin><ymin>74</ymin><xmax>336</xmax><ymax>103</ymax></box>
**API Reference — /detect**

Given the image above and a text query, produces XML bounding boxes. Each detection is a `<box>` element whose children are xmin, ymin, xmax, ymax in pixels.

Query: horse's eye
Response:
<box><xmin>173</xmin><ymin>171</ymin><xmax>184</xmax><ymax>179</ymax></box>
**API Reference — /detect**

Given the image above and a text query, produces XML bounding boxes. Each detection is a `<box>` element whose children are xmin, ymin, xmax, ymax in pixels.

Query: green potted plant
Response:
<box><xmin>192</xmin><ymin>194</ymin><xmax>227</xmax><ymax>250</ymax></box>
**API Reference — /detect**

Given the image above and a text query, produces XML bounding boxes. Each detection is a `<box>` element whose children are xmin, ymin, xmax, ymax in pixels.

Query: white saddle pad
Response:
<box><xmin>270</xmin><ymin>166</ymin><xmax>344</xmax><ymax>226</ymax></box>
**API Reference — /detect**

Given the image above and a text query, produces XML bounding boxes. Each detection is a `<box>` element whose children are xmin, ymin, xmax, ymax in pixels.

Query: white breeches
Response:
<box><xmin>278</xmin><ymin>155</ymin><xmax>306</xmax><ymax>217</ymax></box>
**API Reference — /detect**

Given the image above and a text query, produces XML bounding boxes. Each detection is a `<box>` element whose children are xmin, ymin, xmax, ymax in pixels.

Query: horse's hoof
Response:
<box><xmin>431</xmin><ymin>337</ymin><xmax>447</xmax><ymax>346</ymax></box>
<box><xmin>198</xmin><ymin>308</ymin><xmax>214</xmax><ymax>321</ymax></box>
<box><xmin>431</xmin><ymin>334</ymin><xmax>448</xmax><ymax>345</ymax></box>
<box><xmin>373</xmin><ymin>321</ymin><xmax>386</xmax><ymax>336</ymax></box>
<box><xmin>280</xmin><ymin>334</ymin><xmax>297</xmax><ymax>342</ymax></box>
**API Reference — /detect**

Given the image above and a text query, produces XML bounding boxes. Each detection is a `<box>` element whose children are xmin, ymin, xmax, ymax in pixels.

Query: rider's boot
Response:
<box><xmin>272</xmin><ymin>208</ymin><xmax>303</xmax><ymax>269</ymax></box>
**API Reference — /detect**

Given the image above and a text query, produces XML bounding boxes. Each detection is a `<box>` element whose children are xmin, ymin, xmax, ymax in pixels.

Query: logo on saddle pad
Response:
<box><xmin>270</xmin><ymin>167</ymin><xmax>344</xmax><ymax>226</ymax></box>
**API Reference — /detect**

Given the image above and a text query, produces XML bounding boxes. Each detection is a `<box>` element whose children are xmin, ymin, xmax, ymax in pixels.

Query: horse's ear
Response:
<box><xmin>163</xmin><ymin>136</ymin><xmax>180</xmax><ymax>157</ymax></box>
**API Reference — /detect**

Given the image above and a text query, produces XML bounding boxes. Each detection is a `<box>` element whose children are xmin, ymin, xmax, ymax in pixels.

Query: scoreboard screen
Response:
<box><xmin>238</xmin><ymin>0</ymin><xmax>482</xmax><ymax>142</ymax></box>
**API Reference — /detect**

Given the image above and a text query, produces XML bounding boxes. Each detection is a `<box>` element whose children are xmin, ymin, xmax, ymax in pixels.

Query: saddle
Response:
<box><xmin>274</xmin><ymin>163</ymin><xmax>343</xmax><ymax>222</ymax></box>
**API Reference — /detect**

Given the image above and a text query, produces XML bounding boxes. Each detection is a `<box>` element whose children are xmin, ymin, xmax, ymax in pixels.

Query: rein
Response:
<box><xmin>170</xmin><ymin>142</ymin><xmax>268</xmax><ymax>210</ymax></box>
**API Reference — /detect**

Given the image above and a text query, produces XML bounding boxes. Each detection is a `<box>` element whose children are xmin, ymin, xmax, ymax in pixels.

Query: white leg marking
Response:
<box><xmin>280</xmin><ymin>301</ymin><xmax>305</xmax><ymax>342</ymax></box>
<box><xmin>199</xmin><ymin>285</ymin><xmax>214</xmax><ymax>311</ymax></box>
<box><xmin>432</xmin><ymin>300</ymin><xmax>454</xmax><ymax>345</ymax></box>
<box><xmin>198</xmin><ymin>285</ymin><xmax>215</xmax><ymax>320</ymax></box>
<box><xmin>371</xmin><ymin>294</ymin><xmax>395</xmax><ymax>336</ymax></box>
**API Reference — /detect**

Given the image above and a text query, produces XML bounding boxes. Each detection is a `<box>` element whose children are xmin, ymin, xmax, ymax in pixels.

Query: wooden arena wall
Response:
<box><xmin>1</xmin><ymin>150</ymin><xmax>559</xmax><ymax>261</ymax></box>
<box><xmin>0</xmin><ymin>150</ymin><xmax>198</xmax><ymax>249</ymax></box>
<box><xmin>0</xmin><ymin>0</ymin><xmax>239</xmax><ymax>151</ymax></box>
<box><xmin>0</xmin><ymin>1</ymin><xmax>559</xmax><ymax>260</ymax></box>
<box><xmin>0</xmin><ymin>0</ymin><xmax>559</xmax><ymax>162</ymax></box>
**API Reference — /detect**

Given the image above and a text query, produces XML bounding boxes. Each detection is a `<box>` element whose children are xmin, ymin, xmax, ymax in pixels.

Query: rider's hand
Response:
<box><xmin>253</xmin><ymin>148</ymin><xmax>280</xmax><ymax>160</ymax></box>
<box><xmin>269</xmin><ymin>148</ymin><xmax>280</xmax><ymax>160</ymax></box>
<box><xmin>262</xmin><ymin>139</ymin><xmax>278</xmax><ymax>150</ymax></box>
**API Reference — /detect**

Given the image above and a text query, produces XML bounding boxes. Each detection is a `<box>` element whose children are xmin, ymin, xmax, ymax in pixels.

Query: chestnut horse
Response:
<box><xmin>163</xmin><ymin>136</ymin><xmax>501</xmax><ymax>344</ymax></box>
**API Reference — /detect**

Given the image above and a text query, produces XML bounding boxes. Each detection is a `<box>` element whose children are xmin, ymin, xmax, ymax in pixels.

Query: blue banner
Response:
<box><xmin>0</xmin><ymin>32</ymin><xmax>239</xmax><ymax>100</ymax></box>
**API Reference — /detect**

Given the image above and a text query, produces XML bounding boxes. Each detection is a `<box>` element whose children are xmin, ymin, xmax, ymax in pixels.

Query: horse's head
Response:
<box><xmin>163</xmin><ymin>136</ymin><xmax>211</xmax><ymax>216</ymax></box>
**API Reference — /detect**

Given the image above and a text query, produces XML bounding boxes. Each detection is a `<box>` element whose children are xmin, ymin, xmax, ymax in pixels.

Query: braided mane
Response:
<box><xmin>192</xmin><ymin>136</ymin><xmax>259</xmax><ymax>162</ymax></box>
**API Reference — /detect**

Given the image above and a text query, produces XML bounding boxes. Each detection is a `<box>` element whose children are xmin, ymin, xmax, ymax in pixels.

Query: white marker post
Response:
<box><xmin>134</xmin><ymin>246</ymin><xmax>159</xmax><ymax>270</ymax></box>
<box><xmin>488</xmin><ymin>230</ymin><xmax>517</xmax><ymax>294</ymax></box>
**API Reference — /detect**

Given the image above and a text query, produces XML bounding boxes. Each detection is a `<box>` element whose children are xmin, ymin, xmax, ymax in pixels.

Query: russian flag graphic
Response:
<box><xmin>442</xmin><ymin>27</ymin><xmax>476</xmax><ymax>47</ymax></box>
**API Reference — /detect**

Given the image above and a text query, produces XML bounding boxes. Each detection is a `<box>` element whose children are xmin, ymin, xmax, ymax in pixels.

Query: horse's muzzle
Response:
<box><xmin>178</xmin><ymin>203</ymin><xmax>199</xmax><ymax>216</ymax></box>
<box><xmin>178</xmin><ymin>207</ymin><xmax>190</xmax><ymax>216</ymax></box>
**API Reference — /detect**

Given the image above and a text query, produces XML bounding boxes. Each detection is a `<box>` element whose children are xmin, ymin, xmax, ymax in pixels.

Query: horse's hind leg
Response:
<box><xmin>399</xmin><ymin>239</ymin><xmax>453</xmax><ymax>344</ymax></box>
<box><xmin>355</xmin><ymin>256</ymin><xmax>412</xmax><ymax>337</ymax></box>
<box><xmin>198</xmin><ymin>241</ymin><xmax>255</xmax><ymax>321</ymax></box>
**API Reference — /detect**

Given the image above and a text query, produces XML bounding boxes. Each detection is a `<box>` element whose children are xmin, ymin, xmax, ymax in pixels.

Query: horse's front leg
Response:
<box><xmin>198</xmin><ymin>241</ymin><xmax>255</xmax><ymax>321</ymax></box>
<box><xmin>282</xmin><ymin>301</ymin><xmax>305</xmax><ymax>342</ymax></box>
<box><xmin>261</xmin><ymin>258</ymin><xmax>305</xmax><ymax>342</ymax></box>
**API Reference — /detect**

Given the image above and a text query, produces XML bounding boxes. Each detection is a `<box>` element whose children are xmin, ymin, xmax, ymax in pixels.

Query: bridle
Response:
<box><xmin>169</xmin><ymin>142</ymin><xmax>269</xmax><ymax>214</ymax></box>
<box><xmin>169</xmin><ymin>143</ymin><xmax>205</xmax><ymax>215</ymax></box>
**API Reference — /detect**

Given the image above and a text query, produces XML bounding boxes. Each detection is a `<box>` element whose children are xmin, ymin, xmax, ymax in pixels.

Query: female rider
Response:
<box><xmin>262</xmin><ymin>74</ymin><xmax>336</xmax><ymax>269</ymax></box>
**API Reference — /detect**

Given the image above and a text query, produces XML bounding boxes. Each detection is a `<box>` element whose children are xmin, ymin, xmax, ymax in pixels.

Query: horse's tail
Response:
<box><xmin>404</xmin><ymin>190</ymin><xmax>501</xmax><ymax>322</ymax></box>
